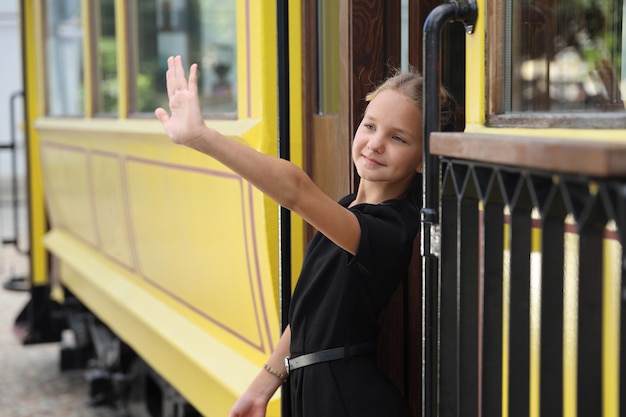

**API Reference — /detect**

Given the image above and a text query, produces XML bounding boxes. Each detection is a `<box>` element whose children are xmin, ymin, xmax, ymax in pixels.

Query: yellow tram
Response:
<box><xmin>13</xmin><ymin>0</ymin><xmax>626</xmax><ymax>416</ymax></box>
<box><xmin>21</xmin><ymin>0</ymin><xmax>298</xmax><ymax>415</ymax></box>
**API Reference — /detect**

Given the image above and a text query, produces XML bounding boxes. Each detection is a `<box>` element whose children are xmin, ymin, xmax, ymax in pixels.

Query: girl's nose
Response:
<box><xmin>368</xmin><ymin>134</ymin><xmax>384</xmax><ymax>153</ymax></box>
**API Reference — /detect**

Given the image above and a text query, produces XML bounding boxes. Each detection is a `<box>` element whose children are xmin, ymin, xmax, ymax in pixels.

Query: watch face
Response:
<box><xmin>284</xmin><ymin>356</ymin><xmax>290</xmax><ymax>374</ymax></box>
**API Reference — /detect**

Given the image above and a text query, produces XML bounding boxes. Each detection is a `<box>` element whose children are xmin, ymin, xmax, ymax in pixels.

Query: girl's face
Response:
<box><xmin>352</xmin><ymin>89</ymin><xmax>423</xmax><ymax>189</ymax></box>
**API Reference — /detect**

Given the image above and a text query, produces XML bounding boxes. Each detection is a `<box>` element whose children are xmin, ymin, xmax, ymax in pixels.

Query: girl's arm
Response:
<box><xmin>155</xmin><ymin>56</ymin><xmax>360</xmax><ymax>254</ymax></box>
<box><xmin>228</xmin><ymin>326</ymin><xmax>292</xmax><ymax>417</ymax></box>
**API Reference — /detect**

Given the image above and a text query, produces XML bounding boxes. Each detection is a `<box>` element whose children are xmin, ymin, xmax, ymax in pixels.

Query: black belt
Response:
<box><xmin>284</xmin><ymin>341</ymin><xmax>375</xmax><ymax>374</ymax></box>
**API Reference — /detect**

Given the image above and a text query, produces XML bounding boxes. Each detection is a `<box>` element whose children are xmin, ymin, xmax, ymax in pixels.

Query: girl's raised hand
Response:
<box><xmin>155</xmin><ymin>55</ymin><xmax>207</xmax><ymax>146</ymax></box>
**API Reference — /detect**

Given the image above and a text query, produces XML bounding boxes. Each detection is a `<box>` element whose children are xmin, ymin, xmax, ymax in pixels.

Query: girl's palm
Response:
<box><xmin>155</xmin><ymin>56</ymin><xmax>207</xmax><ymax>146</ymax></box>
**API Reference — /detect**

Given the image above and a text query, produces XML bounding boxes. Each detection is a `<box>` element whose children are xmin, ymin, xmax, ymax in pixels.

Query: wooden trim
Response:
<box><xmin>408</xmin><ymin>0</ymin><xmax>422</xmax><ymax>70</ymax></box>
<box><xmin>430</xmin><ymin>132</ymin><xmax>626</xmax><ymax>177</ymax></box>
<box><xmin>310</xmin><ymin>115</ymin><xmax>348</xmax><ymax>201</ymax></box>
<box><xmin>338</xmin><ymin>0</ymin><xmax>354</xmax><ymax>188</ymax></box>
<box><xmin>487</xmin><ymin>0</ymin><xmax>505</xmax><ymax>114</ymax></box>
<box><xmin>344</xmin><ymin>0</ymin><xmax>386</xmax><ymax>135</ymax></box>
<box><xmin>302</xmin><ymin>0</ymin><xmax>317</xmax><ymax>174</ymax></box>
<box><xmin>385</xmin><ymin>0</ymin><xmax>401</xmax><ymax>71</ymax></box>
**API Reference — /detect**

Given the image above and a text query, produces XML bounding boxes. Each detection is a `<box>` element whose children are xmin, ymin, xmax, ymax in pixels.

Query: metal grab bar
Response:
<box><xmin>1</xmin><ymin>91</ymin><xmax>27</xmax><ymax>254</ymax></box>
<box><xmin>1</xmin><ymin>91</ymin><xmax>30</xmax><ymax>292</ymax></box>
<box><xmin>421</xmin><ymin>2</ymin><xmax>477</xmax><ymax>417</ymax></box>
<box><xmin>277</xmin><ymin>0</ymin><xmax>292</xmax><ymax>416</ymax></box>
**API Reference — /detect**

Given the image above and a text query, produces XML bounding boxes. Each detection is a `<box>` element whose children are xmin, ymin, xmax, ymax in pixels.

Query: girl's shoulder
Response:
<box><xmin>341</xmin><ymin>193</ymin><xmax>419</xmax><ymax>232</ymax></box>
<box><xmin>338</xmin><ymin>193</ymin><xmax>356</xmax><ymax>207</ymax></box>
<box><xmin>339</xmin><ymin>193</ymin><xmax>417</xmax><ymax>213</ymax></box>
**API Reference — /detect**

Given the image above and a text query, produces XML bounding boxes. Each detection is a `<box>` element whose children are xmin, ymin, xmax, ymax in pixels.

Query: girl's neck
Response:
<box><xmin>351</xmin><ymin>179</ymin><xmax>411</xmax><ymax>206</ymax></box>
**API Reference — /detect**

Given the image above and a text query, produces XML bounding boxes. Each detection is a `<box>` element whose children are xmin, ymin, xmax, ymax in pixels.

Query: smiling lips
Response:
<box><xmin>362</xmin><ymin>154</ymin><xmax>385</xmax><ymax>167</ymax></box>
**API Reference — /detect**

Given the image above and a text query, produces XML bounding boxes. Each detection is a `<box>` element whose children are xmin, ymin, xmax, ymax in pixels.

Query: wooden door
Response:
<box><xmin>302</xmin><ymin>0</ymin><xmax>432</xmax><ymax>217</ymax></box>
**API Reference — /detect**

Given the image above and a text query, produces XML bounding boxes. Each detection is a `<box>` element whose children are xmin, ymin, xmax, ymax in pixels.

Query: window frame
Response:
<box><xmin>486</xmin><ymin>0</ymin><xmax>626</xmax><ymax>129</ymax></box>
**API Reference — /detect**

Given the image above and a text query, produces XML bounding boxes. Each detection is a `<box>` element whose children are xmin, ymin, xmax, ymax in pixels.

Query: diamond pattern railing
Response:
<box><xmin>428</xmin><ymin>134</ymin><xmax>626</xmax><ymax>417</ymax></box>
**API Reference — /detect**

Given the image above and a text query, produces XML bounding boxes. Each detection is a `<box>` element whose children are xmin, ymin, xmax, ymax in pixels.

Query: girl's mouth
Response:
<box><xmin>362</xmin><ymin>155</ymin><xmax>384</xmax><ymax>166</ymax></box>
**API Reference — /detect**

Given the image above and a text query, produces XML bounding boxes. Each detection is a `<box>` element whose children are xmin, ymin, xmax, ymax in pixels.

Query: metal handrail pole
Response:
<box><xmin>421</xmin><ymin>2</ymin><xmax>476</xmax><ymax>416</ymax></box>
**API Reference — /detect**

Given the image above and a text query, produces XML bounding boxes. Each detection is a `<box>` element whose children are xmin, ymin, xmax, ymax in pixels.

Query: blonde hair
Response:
<box><xmin>365</xmin><ymin>69</ymin><xmax>459</xmax><ymax>132</ymax></box>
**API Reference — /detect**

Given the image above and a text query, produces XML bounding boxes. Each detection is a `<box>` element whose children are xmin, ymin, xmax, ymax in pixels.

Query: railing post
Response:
<box><xmin>421</xmin><ymin>2</ymin><xmax>477</xmax><ymax>417</ymax></box>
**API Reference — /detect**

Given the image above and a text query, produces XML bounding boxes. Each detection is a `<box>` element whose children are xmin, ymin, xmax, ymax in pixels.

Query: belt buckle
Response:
<box><xmin>284</xmin><ymin>356</ymin><xmax>291</xmax><ymax>375</ymax></box>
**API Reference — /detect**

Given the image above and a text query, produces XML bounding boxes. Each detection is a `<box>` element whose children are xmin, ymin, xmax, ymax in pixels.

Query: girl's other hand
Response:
<box><xmin>228</xmin><ymin>390</ymin><xmax>269</xmax><ymax>417</ymax></box>
<box><xmin>155</xmin><ymin>55</ymin><xmax>208</xmax><ymax>147</ymax></box>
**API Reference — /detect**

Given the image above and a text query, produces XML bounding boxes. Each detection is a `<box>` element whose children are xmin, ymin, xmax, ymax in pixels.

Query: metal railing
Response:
<box><xmin>1</xmin><ymin>91</ymin><xmax>30</xmax><ymax>292</ymax></box>
<box><xmin>426</xmin><ymin>133</ymin><xmax>626</xmax><ymax>417</ymax></box>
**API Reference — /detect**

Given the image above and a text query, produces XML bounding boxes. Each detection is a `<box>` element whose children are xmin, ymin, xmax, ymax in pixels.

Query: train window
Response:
<box><xmin>128</xmin><ymin>0</ymin><xmax>237</xmax><ymax>116</ymax></box>
<box><xmin>317</xmin><ymin>0</ymin><xmax>340</xmax><ymax>115</ymax></box>
<box><xmin>94</xmin><ymin>0</ymin><xmax>118</xmax><ymax>115</ymax></box>
<box><xmin>44</xmin><ymin>0</ymin><xmax>84</xmax><ymax>116</ymax></box>
<box><xmin>506</xmin><ymin>0</ymin><xmax>624</xmax><ymax>115</ymax></box>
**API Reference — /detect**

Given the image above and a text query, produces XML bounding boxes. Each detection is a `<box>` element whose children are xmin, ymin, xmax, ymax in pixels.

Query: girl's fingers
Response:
<box><xmin>188</xmin><ymin>63</ymin><xmax>199</xmax><ymax>96</ymax></box>
<box><xmin>154</xmin><ymin>107</ymin><xmax>170</xmax><ymax>124</ymax></box>
<box><xmin>174</xmin><ymin>55</ymin><xmax>186</xmax><ymax>91</ymax></box>
<box><xmin>164</xmin><ymin>55</ymin><xmax>198</xmax><ymax>100</ymax></box>
<box><xmin>165</xmin><ymin>56</ymin><xmax>176</xmax><ymax>98</ymax></box>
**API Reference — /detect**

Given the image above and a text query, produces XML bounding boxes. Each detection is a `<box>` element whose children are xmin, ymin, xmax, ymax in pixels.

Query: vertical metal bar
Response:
<box><xmin>539</xmin><ymin>213</ymin><xmax>565</xmax><ymax>417</ymax></box>
<box><xmin>577</xmin><ymin>224</ymin><xmax>603</xmax><ymax>417</ymax></box>
<box><xmin>459</xmin><ymin>193</ymin><xmax>479</xmax><ymax>417</ymax></box>
<box><xmin>439</xmin><ymin>169</ymin><xmax>459</xmax><ymax>417</ymax></box>
<box><xmin>507</xmin><ymin>207</ymin><xmax>531</xmax><ymax>417</ymax></box>
<box><xmin>422</xmin><ymin>3</ymin><xmax>477</xmax><ymax>416</ymax></box>
<box><xmin>276</xmin><ymin>0</ymin><xmax>292</xmax><ymax>415</ymax></box>
<box><xmin>481</xmin><ymin>199</ymin><xmax>504</xmax><ymax>417</ymax></box>
<box><xmin>277</xmin><ymin>0</ymin><xmax>291</xmax><ymax>332</ymax></box>
<box><xmin>1</xmin><ymin>92</ymin><xmax>26</xmax><ymax>252</ymax></box>
<box><xmin>422</xmin><ymin>6</ymin><xmax>454</xmax><ymax>416</ymax></box>
<box><xmin>10</xmin><ymin>92</ymin><xmax>22</xmax><ymax>250</ymax></box>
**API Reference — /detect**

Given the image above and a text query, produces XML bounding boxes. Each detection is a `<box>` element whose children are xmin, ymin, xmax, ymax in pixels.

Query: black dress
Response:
<box><xmin>288</xmin><ymin>193</ymin><xmax>420</xmax><ymax>417</ymax></box>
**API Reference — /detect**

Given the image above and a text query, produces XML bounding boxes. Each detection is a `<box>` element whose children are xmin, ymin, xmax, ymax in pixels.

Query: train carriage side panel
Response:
<box><xmin>20</xmin><ymin>0</ymin><xmax>304</xmax><ymax>414</ymax></box>
<box><xmin>37</xmin><ymin>122</ymin><xmax>283</xmax><ymax>417</ymax></box>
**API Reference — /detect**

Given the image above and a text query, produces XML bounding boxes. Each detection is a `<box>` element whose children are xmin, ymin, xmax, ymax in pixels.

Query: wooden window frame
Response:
<box><xmin>486</xmin><ymin>0</ymin><xmax>626</xmax><ymax>129</ymax></box>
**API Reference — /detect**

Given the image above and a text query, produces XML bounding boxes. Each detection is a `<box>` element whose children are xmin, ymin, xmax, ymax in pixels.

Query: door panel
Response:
<box><xmin>300</xmin><ymin>2</ymin><xmax>459</xmax><ymax>415</ymax></box>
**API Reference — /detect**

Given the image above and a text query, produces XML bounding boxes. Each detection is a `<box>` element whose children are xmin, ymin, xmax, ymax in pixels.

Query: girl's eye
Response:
<box><xmin>392</xmin><ymin>135</ymin><xmax>407</xmax><ymax>143</ymax></box>
<box><xmin>364</xmin><ymin>124</ymin><xmax>375</xmax><ymax>131</ymax></box>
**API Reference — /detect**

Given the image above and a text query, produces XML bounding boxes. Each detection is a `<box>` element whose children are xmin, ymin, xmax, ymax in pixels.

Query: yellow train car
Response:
<box><xmin>20</xmin><ymin>0</ymin><xmax>298</xmax><ymax>415</ymax></box>
<box><xmin>13</xmin><ymin>0</ymin><xmax>626</xmax><ymax>416</ymax></box>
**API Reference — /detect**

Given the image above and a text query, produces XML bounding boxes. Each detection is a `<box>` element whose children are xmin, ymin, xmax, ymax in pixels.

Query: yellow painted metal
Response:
<box><xmin>562</xmin><ymin>217</ymin><xmax>579</xmax><ymax>417</ymax></box>
<box><xmin>37</xmin><ymin>118</ymin><xmax>282</xmax><ymax>415</ymax></box>
<box><xmin>288</xmin><ymin>0</ymin><xmax>305</xmax><ymax>285</ymax></box>
<box><xmin>603</xmin><ymin>222</ymin><xmax>621</xmax><ymax>417</ymax></box>
<box><xmin>501</xmin><ymin>220</ymin><xmax>510</xmax><ymax>417</ymax></box>
<box><xmin>22</xmin><ymin>0</ymin><xmax>48</xmax><ymax>286</ymax></box>
<box><xmin>465</xmin><ymin>0</ymin><xmax>486</xmax><ymax>127</ymax></box>
<box><xmin>44</xmin><ymin>228</ymin><xmax>280</xmax><ymax>416</ymax></box>
<box><xmin>465</xmin><ymin>124</ymin><xmax>626</xmax><ymax>143</ymax></box>
<box><xmin>529</xmin><ymin>210</ymin><xmax>541</xmax><ymax>417</ymax></box>
<box><xmin>234</xmin><ymin>0</ymin><xmax>281</xmax><ymax>303</ymax></box>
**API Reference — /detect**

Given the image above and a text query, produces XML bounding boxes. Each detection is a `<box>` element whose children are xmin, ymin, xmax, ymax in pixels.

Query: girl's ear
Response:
<box><xmin>416</xmin><ymin>161</ymin><xmax>423</xmax><ymax>173</ymax></box>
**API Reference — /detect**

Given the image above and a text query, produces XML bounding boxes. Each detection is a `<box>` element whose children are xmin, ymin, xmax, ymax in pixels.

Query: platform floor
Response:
<box><xmin>0</xmin><ymin>236</ymin><xmax>113</xmax><ymax>416</ymax></box>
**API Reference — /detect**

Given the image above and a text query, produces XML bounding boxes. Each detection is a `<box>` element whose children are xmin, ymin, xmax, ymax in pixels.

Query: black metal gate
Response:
<box><xmin>432</xmin><ymin>153</ymin><xmax>626</xmax><ymax>417</ymax></box>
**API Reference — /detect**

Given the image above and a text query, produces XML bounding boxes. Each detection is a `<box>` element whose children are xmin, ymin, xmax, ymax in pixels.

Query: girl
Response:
<box><xmin>155</xmin><ymin>55</ymin><xmax>457</xmax><ymax>417</ymax></box>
